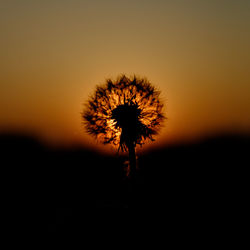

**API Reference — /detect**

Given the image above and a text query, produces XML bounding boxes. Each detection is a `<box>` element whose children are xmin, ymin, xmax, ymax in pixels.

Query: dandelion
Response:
<box><xmin>82</xmin><ymin>75</ymin><xmax>165</xmax><ymax>178</ymax></box>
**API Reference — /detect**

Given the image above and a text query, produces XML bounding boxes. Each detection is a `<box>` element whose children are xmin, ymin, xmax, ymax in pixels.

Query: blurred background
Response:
<box><xmin>1</xmin><ymin>0</ymin><xmax>250</xmax><ymax>151</ymax></box>
<box><xmin>1</xmin><ymin>0</ymin><xmax>249</xmax><ymax>235</ymax></box>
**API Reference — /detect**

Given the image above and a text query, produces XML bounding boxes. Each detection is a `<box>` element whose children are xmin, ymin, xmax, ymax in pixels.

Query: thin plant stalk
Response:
<box><xmin>127</xmin><ymin>142</ymin><xmax>136</xmax><ymax>180</ymax></box>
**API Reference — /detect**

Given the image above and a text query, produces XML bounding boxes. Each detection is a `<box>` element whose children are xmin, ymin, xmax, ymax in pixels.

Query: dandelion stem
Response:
<box><xmin>128</xmin><ymin>142</ymin><xmax>136</xmax><ymax>179</ymax></box>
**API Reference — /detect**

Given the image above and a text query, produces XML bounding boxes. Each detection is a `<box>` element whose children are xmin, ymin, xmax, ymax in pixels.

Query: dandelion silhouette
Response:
<box><xmin>83</xmin><ymin>75</ymin><xmax>165</xmax><ymax>178</ymax></box>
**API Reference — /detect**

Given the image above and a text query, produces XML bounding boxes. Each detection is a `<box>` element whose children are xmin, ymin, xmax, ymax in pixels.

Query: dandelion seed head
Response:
<box><xmin>83</xmin><ymin>75</ymin><xmax>165</xmax><ymax>151</ymax></box>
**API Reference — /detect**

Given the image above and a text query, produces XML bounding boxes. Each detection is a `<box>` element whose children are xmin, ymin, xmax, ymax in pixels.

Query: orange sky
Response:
<box><xmin>1</xmin><ymin>0</ymin><xmax>250</xmax><ymax>153</ymax></box>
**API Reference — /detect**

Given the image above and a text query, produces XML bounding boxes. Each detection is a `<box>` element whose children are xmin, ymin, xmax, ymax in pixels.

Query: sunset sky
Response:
<box><xmin>1</xmin><ymin>0</ymin><xmax>250</xmax><ymax>152</ymax></box>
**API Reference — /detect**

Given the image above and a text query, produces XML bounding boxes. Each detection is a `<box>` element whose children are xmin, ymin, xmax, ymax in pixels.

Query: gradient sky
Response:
<box><xmin>1</xmin><ymin>0</ymin><xmax>250</xmax><ymax>152</ymax></box>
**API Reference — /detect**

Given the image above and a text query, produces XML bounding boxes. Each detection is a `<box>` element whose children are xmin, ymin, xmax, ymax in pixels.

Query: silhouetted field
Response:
<box><xmin>1</xmin><ymin>132</ymin><xmax>249</xmax><ymax>235</ymax></box>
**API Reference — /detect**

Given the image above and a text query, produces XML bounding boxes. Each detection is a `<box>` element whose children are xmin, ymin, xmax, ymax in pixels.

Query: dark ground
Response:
<box><xmin>1</xmin><ymin>132</ymin><xmax>249</xmax><ymax>236</ymax></box>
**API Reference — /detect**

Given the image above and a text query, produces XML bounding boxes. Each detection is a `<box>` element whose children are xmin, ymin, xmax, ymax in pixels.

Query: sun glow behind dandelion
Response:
<box><xmin>83</xmin><ymin>75</ymin><xmax>165</xmax><ymax>152</ymax></box>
